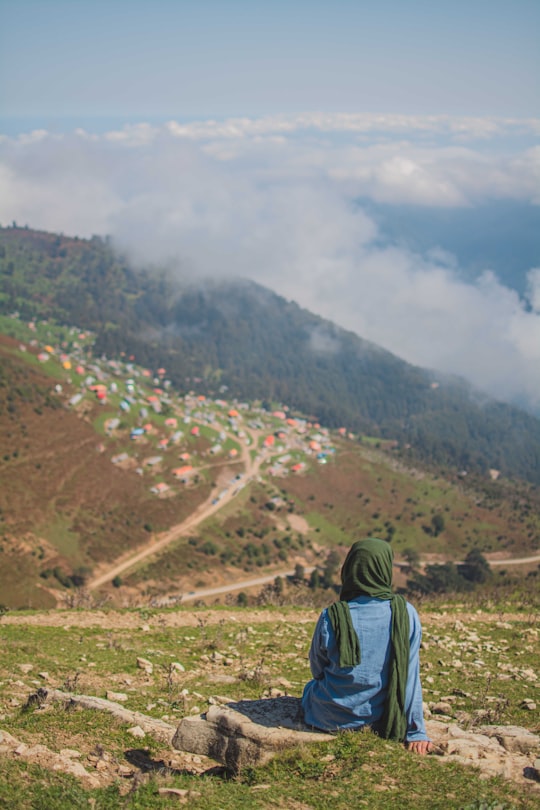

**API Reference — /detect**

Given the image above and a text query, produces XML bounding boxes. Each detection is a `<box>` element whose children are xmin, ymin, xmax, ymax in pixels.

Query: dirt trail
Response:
<box><xmin>87</xmin><ymin>417</ymin><xmax>540</xmax><ymax>594</ymax></box>
<box><xmin>2</xmin><ymin>607</ymin><xmax>536</xmax><ymax>631</ymax></box>
<box><xmin>88</xmin><ymin>427</ymin><xmax>266</xmax><ymax>590</ymax></box>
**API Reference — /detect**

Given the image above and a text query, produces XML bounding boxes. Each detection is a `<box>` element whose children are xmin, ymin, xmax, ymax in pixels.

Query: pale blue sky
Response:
<box><xmin>1</xmin><ymin>0</ymin><xmax>539</xmax><ymax>131</ymax></box>
<box><xmin>1</xmin><ymin>1</ymin><xmax>539</xmax><ymax>413</ymax></box>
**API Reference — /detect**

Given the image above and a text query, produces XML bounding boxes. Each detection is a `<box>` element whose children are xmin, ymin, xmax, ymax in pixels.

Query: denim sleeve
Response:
<box><xmin>308</xmin><ymin>611</ymin><xmax>331</xmax><ymax>680</ymax></box>
<box><xmin>404</xmin><ymin>605</ymin><xmax>429</xmax><ymax>742</ymax></box>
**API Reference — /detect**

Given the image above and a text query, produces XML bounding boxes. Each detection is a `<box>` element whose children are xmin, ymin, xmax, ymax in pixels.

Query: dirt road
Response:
<box><xmin>88</xmin><ymin>416</ymin><xmax>540</xmax><ymax>593</ymax></box>
<box><xmin>89</xmin><ymin>427</ymin><xmax>266</xmax><ymax>590</ymax></box>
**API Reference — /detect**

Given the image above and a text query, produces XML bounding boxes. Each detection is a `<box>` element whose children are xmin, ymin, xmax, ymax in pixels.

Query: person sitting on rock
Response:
<box><xmin>302</xmin><ymin>537</ymin><xmax>432</xmax><ymax>754</ymax></box>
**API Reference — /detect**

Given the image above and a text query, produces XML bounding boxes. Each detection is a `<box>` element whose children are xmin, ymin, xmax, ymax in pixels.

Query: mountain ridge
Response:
<box><xmin>1</xmin><ymin>225</ymin><xmax>539</xmax><ymax>483</ymax></box>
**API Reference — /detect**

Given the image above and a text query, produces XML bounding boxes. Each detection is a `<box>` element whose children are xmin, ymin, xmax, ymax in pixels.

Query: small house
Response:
<box><xmin>150</xmin><ymin>482</ymin><xmax>170</xmax><ymax>495</ymax></box>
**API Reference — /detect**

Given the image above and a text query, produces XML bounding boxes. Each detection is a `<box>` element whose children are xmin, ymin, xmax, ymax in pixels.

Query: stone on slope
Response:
<box><xmin>426</xmin><ymin>719</ymin><xmax>540</xmax><ymax>785</ymax></box>
<box><xmin>172</xmin><ymin>696</ymin><xmax>333</xmax><ymax>773</ymax></box>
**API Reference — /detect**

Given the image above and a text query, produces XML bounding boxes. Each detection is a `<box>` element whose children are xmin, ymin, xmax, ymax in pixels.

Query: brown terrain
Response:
<box><xmin>1</xmin><ymin>332</ymin><xmax>539</xmax><ymax>612</ymax></box>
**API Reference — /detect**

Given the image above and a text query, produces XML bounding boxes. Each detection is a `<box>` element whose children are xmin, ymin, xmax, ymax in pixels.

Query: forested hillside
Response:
<box><xmin>1</xmin><ymin>225</ymin><xmax>540</xmax><ymax>483</ymax></box>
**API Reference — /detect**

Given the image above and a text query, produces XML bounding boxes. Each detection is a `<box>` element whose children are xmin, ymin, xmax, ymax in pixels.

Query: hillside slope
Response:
<box><xmin>1</xmin><ymin>225</ymin><xmax>540</xmax><ymax>482</ymax></box>
<box><xmin>1</xmin><ymin>324</ymin><xmax>539</xmax><ymax>611</ymax></box>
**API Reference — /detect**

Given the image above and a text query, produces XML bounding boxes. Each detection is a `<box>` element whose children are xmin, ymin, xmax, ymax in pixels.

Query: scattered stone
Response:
<box><xmin>136</xmin><ymin>657</ymin><xmax>153</xmax><ymax>675</ymax></box>
<box><xmin>207</xmin><ymin>674</ymin><xmax>236</xmax><ymax>685</ymax></box>
<box><xmin>171</xmin><ymin>662</ymin><xmax>185</xmax><ymax>672</ymax></box>
<box><xmin>32</xmin><ymin>688</ymin><xmax>175</xmax><ymax>744</ymax></box>
<box><xmin>478</xmin><ymin>725</ymin><xmax>540</xmax><ymax>755</ymax></box>
<box><xmin>18</xmin><ymin>664</ymin><xmax>33</xmax><ymax>674</ymax></box>
<box><xmin>427</xmin><ymin>719</ymin><xmax>540</xmax><ymax>784</ymax></box>
<box><xmin>38</xmin><ymin>672</ymin><xmax>50</xmax><ymax>681</ymax></box>
<box><xmin>157</xmin><ymin>788</ymin><xmax>201</xmax><ymax>801</ymax></box>
<box><xmin>0</xmin><ymin>729</ymin><xmax>17</xmax><ymax>746</ymax></box>
<box><xmin>521</xmin><ymin>700</ymin><xmax>537</xmax><ymax>711</ymax></box>
<box><xmin>431</xmin><ymin>701</ymin><xmax>454</xmax><ymax>716</ymax></box>
<box><xmin>106</xmin><ymin>690</ymin><xmax>128</xmax><ymax>703</ymax></box>
<box><xmin>266</xmin><ymin>688</ymin><xmax>285</xmax><ymax>698</ymax></box>
<box><xmin>1</xmin><ymin>729</ymin><xmax>100</xmax><ymax>788</ymax></box>
<box><xmin>127</xmin><ymin>725</ymin><xmax>146</xmax><ymax>739</ymax></box>
<box><xmin>59</xmin><ymin>748</ymin><xmax>82</xmax><ymax>758</ymax></box>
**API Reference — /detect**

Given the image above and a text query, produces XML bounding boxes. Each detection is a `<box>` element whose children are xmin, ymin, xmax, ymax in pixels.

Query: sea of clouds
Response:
<box><xmin>1</xmin><ymin>113</ymin><xmax>539</xmax><ymax>414</ymax></box>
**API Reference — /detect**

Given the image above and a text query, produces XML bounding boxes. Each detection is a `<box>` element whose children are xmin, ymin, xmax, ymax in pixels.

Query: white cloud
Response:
<box><xmin>1</xmin><ymin>116</ymin><xmax>539</xmax><ymax>414</ymax></box>
<box><xmin>527</xmin><ymin>268</ymin><xmax>540</xmax><ymax>314</ymax></box>
<box><xmin>163</xmin><ymin>112</ymin><xmax>540</xmax><ymax>142</ymax></box>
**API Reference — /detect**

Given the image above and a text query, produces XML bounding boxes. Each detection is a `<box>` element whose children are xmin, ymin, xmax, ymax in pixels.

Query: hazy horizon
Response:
<box><xmin>1</xmin><ymin>1</ymin><xmax>538</xmax><ymax>414</ymax></box>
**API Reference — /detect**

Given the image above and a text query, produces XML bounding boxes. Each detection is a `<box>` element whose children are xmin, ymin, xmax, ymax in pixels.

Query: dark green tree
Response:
<box><xmin>459</xmin><ymin>549</ymin><xmax>491</xmax><ymax>584</ymax></box>
<box><xmin>431</xmin><ymin>514</ymin><xmax>445</xmax><ymax>536</ymax></box>
<box><xmin>309</xmin><ymin>568</ymin><xmax>321</xmax><ymax>590</ymax></box>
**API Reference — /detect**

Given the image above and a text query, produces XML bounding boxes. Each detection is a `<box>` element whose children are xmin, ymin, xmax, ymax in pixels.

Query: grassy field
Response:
<box><xmin>0</xmin><ymin>600</ymin><xmax>538</xmax><ymax>809</ymax></box>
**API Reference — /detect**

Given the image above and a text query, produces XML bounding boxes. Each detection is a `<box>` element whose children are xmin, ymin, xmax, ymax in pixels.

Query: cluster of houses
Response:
<box><xmin>12</xmin><ymin>314</ymin><xmax>351</xmax><ymax>499</ymax></box>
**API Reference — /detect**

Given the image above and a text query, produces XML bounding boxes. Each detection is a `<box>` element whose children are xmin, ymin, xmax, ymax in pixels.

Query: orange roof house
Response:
<box><xmin>263</xmin><ymin>435</ymin><xmax>275</xmax><ymax>447</ymax></box>
<box><xmin>190</xmin><ymin>426</ymin><xmax>200</xmax><ymax>436</ymax></box>
<box><xmin>228</xmin><ymin>409</ymin><xmax>239</xmax><ymax>418</ymax></box>
<box><xmin>151</xmin><ymin>482</ymin><xmax>170</xmax><ymax>494</ymax></box>
<box><xmin>172</xmin><ymin>465</ymin><xmax>193</xmax><ymax>478</ymax></box>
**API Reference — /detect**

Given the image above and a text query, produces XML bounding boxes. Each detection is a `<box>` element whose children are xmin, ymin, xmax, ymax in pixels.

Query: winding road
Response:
<box><xmin>88</xmin><ymin>420</ymin><xmax>540</xmax><ymax>597</ymax></box>
<box><xmin>88</xmin><ymin>426</ymin><xmax>266</xmax><ymax>591</ymax></box>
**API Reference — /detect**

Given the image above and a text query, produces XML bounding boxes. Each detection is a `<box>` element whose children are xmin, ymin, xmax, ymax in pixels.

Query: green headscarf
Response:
<box><xmin>327</xmin><ymin>538</ymin><xmax>410</xmax><ymax>741</ymax></box>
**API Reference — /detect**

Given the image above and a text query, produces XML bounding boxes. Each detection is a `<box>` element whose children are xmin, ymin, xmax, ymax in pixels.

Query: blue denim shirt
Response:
<box><xmin>302</xmin><ymin>596</ymin><xmax>429</xmax><ymax>741</ymax></box>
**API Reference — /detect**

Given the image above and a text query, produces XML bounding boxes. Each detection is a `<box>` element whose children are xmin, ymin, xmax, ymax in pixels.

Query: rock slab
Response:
<box><xmin>172</xmin><ymin>696</ymin><xmax>333</xmax><ymax>773</ymax></box>
<box><xmin>173</xmin><ymin>697</ymin><xmax>539</xmax><ymax>785</ymax></box>
<box><xmin>426</xmin><ymin>719</ymin><xmax>539</xmax><ymax>784</ymax></box>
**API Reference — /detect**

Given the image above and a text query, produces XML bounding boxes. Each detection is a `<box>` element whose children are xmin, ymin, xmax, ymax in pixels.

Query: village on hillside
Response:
<box><xmin>3</xmin><ymin>312</ymin><xmax>353</xmax><ymax>501</ymax></box>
